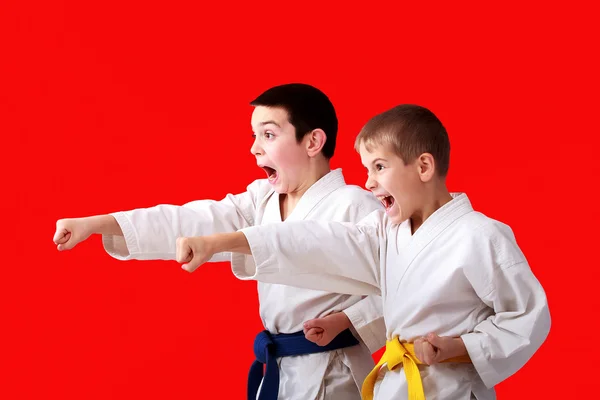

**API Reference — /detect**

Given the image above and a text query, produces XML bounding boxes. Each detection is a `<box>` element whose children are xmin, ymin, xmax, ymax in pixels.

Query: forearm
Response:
<box><xmin>329</xmin><ymin>311</ymin><xmax>352</xmax><ymax>330</ymax></box>
<box><xmin>85</xmin><ymin>215</ymin><xmax>123</xmax><ymax>236</ymax></box>
<box><xmin>446</xmin><ymin>337</ymin><xmax>469</xmax><ymax>360</ymax></box>
<box><xmin>206</xmin><ymin>231</ymin><xmax>251</xmax><ymax>255</ymax></box>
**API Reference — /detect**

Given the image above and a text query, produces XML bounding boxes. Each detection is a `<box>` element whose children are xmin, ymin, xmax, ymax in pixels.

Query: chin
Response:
<box><xmin>271</xmin><ymin>182</ymin><xmax>288</xmax><ymax>194</ymax></box>
<box><xmin>387</xmin><ymin>210</ymin><xmax>404</xmax><ymax>225</ymax></box>
<box><xmin>390</xmin><ymin>216</ymin><xmax>404</xmax><ymax>225</ymax></box>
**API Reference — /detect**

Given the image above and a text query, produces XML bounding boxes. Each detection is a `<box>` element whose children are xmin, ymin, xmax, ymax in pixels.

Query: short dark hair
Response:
<box><xmin>250</xmin><ymin>83</ymin><xmax>338</xmax><ymax>159</ymax></box>
<box><xmin>355</xmin><ymin>104</ymin><xmax>451</xmax><ymax>177</ymax></box>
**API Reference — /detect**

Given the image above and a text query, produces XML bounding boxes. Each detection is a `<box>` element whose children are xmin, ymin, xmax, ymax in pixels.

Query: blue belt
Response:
<box><xmin>248</xmin><ymin>329</ymin><xmax>359</xmax><ymax>400</ymax></box>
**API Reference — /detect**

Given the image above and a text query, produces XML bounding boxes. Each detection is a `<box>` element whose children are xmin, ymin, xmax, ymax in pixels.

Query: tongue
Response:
<box><xmin>267</xmin><ymin>169</ymin><xmax>278</xmax><ymax>181</ymax></box>
<box><xmin>263</xmin><ymin>167</ymin><xmax>276</xmax><ymax>177</ymax></box>
<box><xmin>385</xmin><ymin>197</ymin><xmax>394</xmax><ymax>209</ymax></box>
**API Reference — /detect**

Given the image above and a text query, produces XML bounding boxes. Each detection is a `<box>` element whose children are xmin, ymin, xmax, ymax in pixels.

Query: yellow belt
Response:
<box><xmin>361</xmin><ymin>338</ymin><xmax>471</xmax><ymax>400</ymax></box>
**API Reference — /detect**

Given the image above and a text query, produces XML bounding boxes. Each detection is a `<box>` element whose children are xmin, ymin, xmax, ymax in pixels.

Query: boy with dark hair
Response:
<box><xmin>54</xmin><ymin>84</ymin><xmax>387</xmax><ymax>400</ymax></box>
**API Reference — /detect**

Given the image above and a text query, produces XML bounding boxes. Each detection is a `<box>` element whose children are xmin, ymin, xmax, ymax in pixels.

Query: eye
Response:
<box><xmin>375</xmin><ymin>163</ymin><xmax>384</xmax><ymax>171</ymax></box>
<box><xmin>251</xmin><ymin>133</ymin><xmax>257</xmax><ymax>139</ymax></box>
<box><xmin>264</xmin><ymin>131</ymin><xmax>274</xmax><ymax>139</ymax></box>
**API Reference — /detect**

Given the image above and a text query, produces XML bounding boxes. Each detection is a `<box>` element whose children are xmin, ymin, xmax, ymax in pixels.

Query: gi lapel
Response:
<box><xmin>286</xmin><ymin>168</ymin><xmax>347</xmax><ymax>222</ymax></box>
<box><xmin>392</xmin><ymin>193</ymin><xmax>474</xmax><ymax>291</ymax></box>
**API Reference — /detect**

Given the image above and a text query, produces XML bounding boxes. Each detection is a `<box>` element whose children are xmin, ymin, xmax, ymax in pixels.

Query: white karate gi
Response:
<box><xmin>234</xmin><ymin>193</ymin><xmax>551</xmax><ymax>400</ymax></box>
<box><xmin>102</xmin><ymin>169</ymin><xmax>386</xmax><ymax>399</ymax></box>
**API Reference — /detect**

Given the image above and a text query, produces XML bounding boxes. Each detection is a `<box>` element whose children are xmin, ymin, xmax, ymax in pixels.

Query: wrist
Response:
<box><xmin>204</xmin><ymin>234</ymin><xmax>221</xmax><ymax>256</ymax></box>
<box><xmin>450</xmin><ymin>337</ymin><xmax>469</xmax><ymax>359</ymax></box>
<box><xmin>80</xmin><ymin>216</ymin><xmax>101</xmax><ymax>236</ymax></box>
<box><xmin>332</xmin><ymin>311</ymin><xmax>352</xmax><ymax>329</ymax></box>
<box><xmin>88</xmin><ymin>215</ymin><xmax>121</xmax><ymax>236</ymax></box>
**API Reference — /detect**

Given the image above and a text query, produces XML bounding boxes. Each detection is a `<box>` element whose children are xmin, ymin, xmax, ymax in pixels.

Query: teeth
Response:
<box><xmin>376</xmin><ymin>195</ymin><xmax>394</xmax><ymax>209</ymax></box>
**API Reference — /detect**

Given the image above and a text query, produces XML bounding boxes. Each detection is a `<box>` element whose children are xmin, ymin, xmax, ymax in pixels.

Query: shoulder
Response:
<box><xmin>330</xmin><ymin>184</ymin><xmax>383</xmax><ymax>212</ymax></box>
<box><xmin>459</xmin><ymin>212</ymin><xmax>517</xmax><ymax>243</ymax></box>
<box><xmin>455</xmin><ymin>211</ymin><xmax>526</xmax><ymax>269</ymax></box>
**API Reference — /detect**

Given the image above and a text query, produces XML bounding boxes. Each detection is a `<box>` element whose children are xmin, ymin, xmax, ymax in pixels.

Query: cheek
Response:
<box><xmin>270</xmin><ymin>145</ymin><xmax>306</xmax><ymax>171</ymax></box>
<box><xmin>262</xmin><ymin>144</ymin><xmax>283</xmax><ymax>165</ymax></box>
<box><xmin>388</xmin><ymin>181</ymin><xmax>411</xmax><ymax>211</ymax></box>
<box><xmin>385</xmin><ymin>177</ymin><xmax>403</xmax><ymax>197</ymax></box>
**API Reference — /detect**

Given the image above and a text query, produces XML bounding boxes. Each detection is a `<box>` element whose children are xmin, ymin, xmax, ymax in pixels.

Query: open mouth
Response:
<box><xmin>260</xmin><ymin>166</ymin><xmax>278</xmax><ymax>183</ymax></box>
<box><xmin>377</xmin><ymin>195</ymin><xmax>395</xmax><ymax>211</ymax></box>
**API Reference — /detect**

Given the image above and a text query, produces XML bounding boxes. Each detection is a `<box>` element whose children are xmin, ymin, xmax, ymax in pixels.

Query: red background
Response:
<box><xmin>1</xmin><ymin>1</ymin><xmax>598</xmax><ymax>398</ymax></box>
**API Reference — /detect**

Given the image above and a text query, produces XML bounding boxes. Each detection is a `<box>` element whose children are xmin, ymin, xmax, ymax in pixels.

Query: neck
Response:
<box><xmin>410</xmin><ymin>182</ymin><xmax>453</xmax><ymax>234</ymax></box>
<box><xmin>281</xmin><ymin>160</ymin><xmax>331</xmax><ymax>218</ymax></box>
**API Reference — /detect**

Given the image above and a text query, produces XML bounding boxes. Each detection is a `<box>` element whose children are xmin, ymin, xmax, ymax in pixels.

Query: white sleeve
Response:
<box><xmin>339</xmin><ymin>192</ymin><xmax>387</xmax><ymax>352</ymax></box>
<box><xmin>461</xmin><ymin>224</ymin><xmax>551</xmax><ymax>388</ymax></box>
<box><xmin>343</xmin><ymin>295</ymin><xmax>386</xmax><ymax>353</ymax></box>
<box><xmin>102</xmin><ymin>180</ymin><xmax>264</xmax><ymax>261</ymax></box>
<box><xmin>233</xmin><ymin>210</ymin><xmax>386</xmax><ymax>296</ymax></box>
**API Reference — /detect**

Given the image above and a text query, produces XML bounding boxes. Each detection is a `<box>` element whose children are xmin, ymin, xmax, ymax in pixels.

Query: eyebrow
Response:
<box><xmin>258</xmin><ymin>120</ymin><xmax>281</xmax><ymax>128</ymax></box>
<box><xmin>371</xmin><ymin>158</ymin><xmax>387</xmax><ymax>165</ymax></box>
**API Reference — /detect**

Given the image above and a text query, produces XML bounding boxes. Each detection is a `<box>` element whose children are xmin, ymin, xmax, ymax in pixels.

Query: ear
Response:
<box><xmin>417</xmin><ymin>153</ymin><xmax>436</xmax><ymax>182</ymax></box>
<box><xmin>305</xmin><ymin>129</ymin><xmax>327</xmax><ymax>158</ymax></box>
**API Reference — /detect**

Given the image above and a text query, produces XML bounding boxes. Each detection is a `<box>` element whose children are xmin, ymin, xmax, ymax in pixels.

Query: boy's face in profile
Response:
<box><xmin>250</xmin><ymin>106</ymin><xmax>313</xmax><ymax>194</ymax></box>
<box><xmin>359</xmin><ymin>142</ymin><xmax>422</xmax><ymax>225</ymax></box>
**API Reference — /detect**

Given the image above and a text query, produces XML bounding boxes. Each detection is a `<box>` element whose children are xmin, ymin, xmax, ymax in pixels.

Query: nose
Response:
<box><xmin>365</xmin><ymin>174</ymin><xmax>377</xmax><ymax>191</ymax></box>
<box><xmin>250</xmin><ymin>137</ymin><xmax>263</xmax><ymax>156</ymax></box>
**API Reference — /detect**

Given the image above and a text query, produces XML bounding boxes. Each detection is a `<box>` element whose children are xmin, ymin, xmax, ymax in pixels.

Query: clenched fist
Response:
<box><xmin>53</xmin><ymin>218</ymin><xmax>94</xmax><ymax>251</ymax></box>
<box><xmin>303</xmin><ymin>312</ymin><xmax>352</xmax><ymax>346</ymax></box>
<box><xmin>413</xmin><ymin>333</ymin><xmax>470</xmax><ymax>365</ymax></box>
<box><xmin>176</xmin><ymin>236</ymin><xmax>213</xmax><ymax>273</ymax></box>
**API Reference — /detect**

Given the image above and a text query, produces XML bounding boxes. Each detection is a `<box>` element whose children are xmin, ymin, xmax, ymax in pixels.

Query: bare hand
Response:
<box><xmin>53</xmin><ymin>218</ymin><xmax>93</xmax><ymax>251</ymax></box>
<box><xmin>176</xmin><ymin>237</ymin><xmax>213</xmax><ymax>273</ymax></box>
<box><xmin>303</xmin><ymin>312</ymin><xmax>351</xmax><ymax>346</ymax></box>
<box><xmin>413</xmin><ymin>333</ymin><xmax>469</xmax><ymax>365</ymax></box>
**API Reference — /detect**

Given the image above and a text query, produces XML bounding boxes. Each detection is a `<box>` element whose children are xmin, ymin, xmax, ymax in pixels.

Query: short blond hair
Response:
<box><xmin>354</xmin><ymin>104</ymin><xmax>451</xmax><ymax>177</ymax></box>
